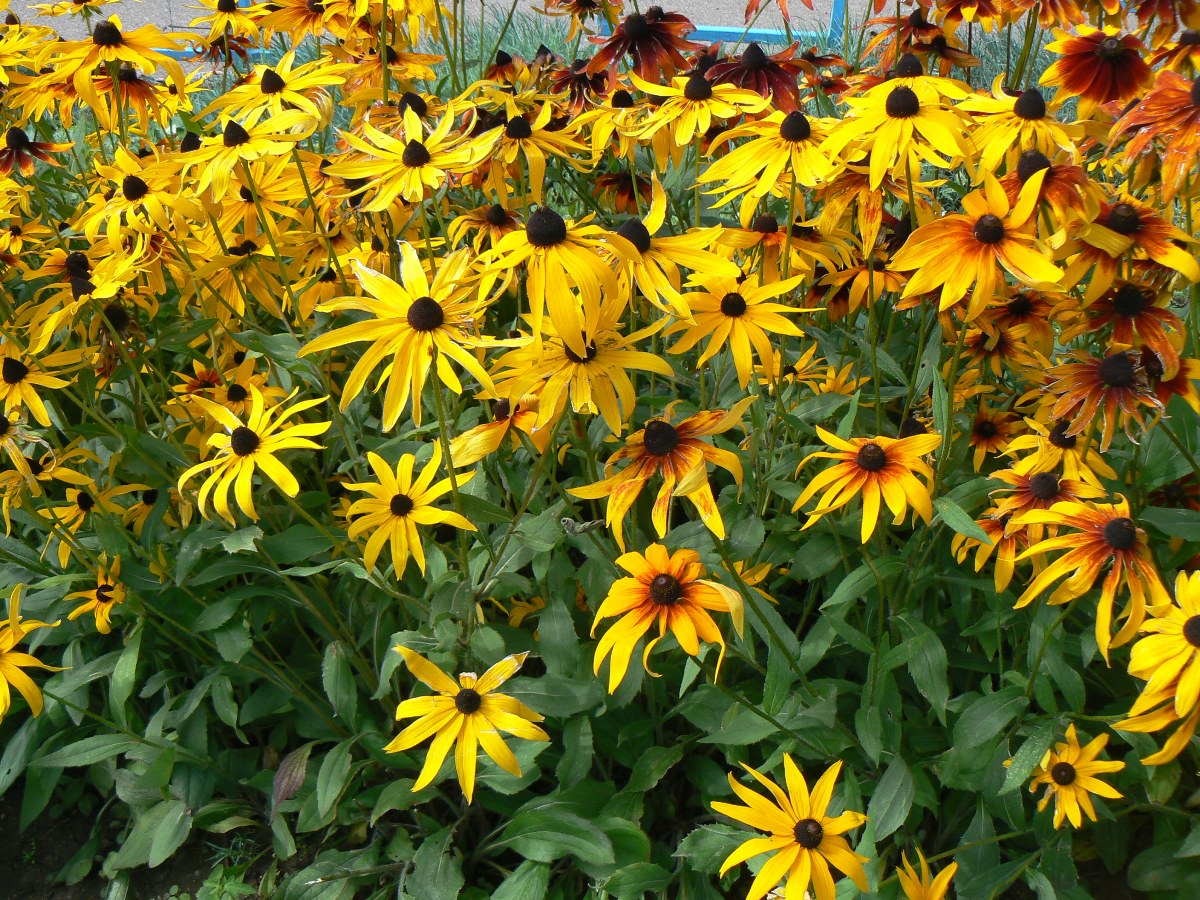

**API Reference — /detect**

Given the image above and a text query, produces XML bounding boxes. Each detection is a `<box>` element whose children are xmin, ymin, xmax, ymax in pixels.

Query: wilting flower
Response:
<box><xmin>1015</xmin><ymin>498</ymin><xmax>1170</xmax><ymax>659</ymax></box>
<box><xmin>385</xmin><ymin>647</ymin><xmax>548</xmax><ymax>804</ymax></box>
<box><xmin>570</xmin><ymin>398</ymin><xmax>753</xmax><ymax>548</ymax></box>
<box><xmin>591</xmin><ymin>543</ymin><xmax>743</xmax><ymax>692</ymax></box>
<box><xmin>705</xmin><ymin>41</ymin><xmax>809</xmax><ymax>112</ymax></box>
<box><xmin>177</xmin><ymin>387</ymin><xmax>330</xmax><ymax>524</ymax></box>
<box><xmin>0</xmin><ymin>585</ymin><xmax>62</xmax><ymax>724</ymax></box>
<box><xmin>712</xmin><ymin>756</ymin><xmax>869</xmax><ymax>900</ymax></box>
<box><xmin>1026</xmin><ymin>724</ymin><xmax>1124</xmax><ymax>828</ymax></box>
<box><xmin>345</xmin><ymin>444</ymin><xmax>477</xmax><ymax>576</ymax></box>
<box><xmin>586</xmin><ymin>6</ymin><xmax>701</xmax><ymax>80</ymax></box>
<box><xmin>793</xmin><ymin>427</ymin><xmax>941</xmax><ymax>543</ymax></box>
<box><xmin>0</xmin><ymin>126</ymin><xmax>72</xmax><ymax>177</ymax></box>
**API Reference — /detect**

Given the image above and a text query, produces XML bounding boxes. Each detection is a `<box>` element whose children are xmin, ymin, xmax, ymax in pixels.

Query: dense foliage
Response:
<box><xmin>1</xmin><ymin>0</ymin><xmax>1199</xmax><ymax>897</ymax></box>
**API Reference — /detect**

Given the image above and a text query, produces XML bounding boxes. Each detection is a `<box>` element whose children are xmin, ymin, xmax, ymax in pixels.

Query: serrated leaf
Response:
<box><xmin>321</xmin><ymin>642</ymin><xmax>357</xmax><ymax>722</ymax></box>
<box><xmin>604</xmin><ymin>862</ymin><xmax>672</xmax><ymax>898</ymax></box>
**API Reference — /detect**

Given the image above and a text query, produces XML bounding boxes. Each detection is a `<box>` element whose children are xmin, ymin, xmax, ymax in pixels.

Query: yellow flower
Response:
<box><xmin>897</xmin><ymin>849</ymin><xmax>958</xmax><ymax>900</ymax></box>
<box><xmin>631</xmin><ymin>71</ymin><xmax>770</xmax><ymax>146</ymax></box>
<box><xmin>65</xmin><ymin>554</ymin><xmax>126</xmax><ymax>635</ymax></box>
<box><xmin>177</xmin><ymin>387</ymin><xmax>330</xmax><ymax>524</ymax></box>
<box><xmin>591</xmin><ymin>543</ymin><xmax>743</xmax><ymax>693</ymax></box>
<box><xmin>792</xmin><ymin>427</ymin><xmax>941</xmax><ymax>543</ymax></box>
<box><xmin>385</xmin><ymin>647</ymin><xmax>549</xmax><ymax>804</ymax></box>
<box><xmin>345</xmin><ymin>444</ymin><xmax>476</xmax><ymax>576</ymax></box>
<box><xmin>0</xmin><ymin>585</ymin><xmax>63</xmax><ymax>724</ymax></box>
<box><xmin>712</xmin><ymin>756</ymin><xmax>869</xmax><ymax>900</ymax></box>
<box><xmin>1027</xmin><ymin>724</ymin><xmax>1124</xmax><ymax>829</ymax></box>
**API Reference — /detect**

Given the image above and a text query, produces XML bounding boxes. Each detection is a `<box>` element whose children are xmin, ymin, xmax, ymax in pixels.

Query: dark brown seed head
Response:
<box><xmin>1097</xmin><ymin>352</ymin><xmax>1136</xmax><ymax>388</ymax></box>
<box><xmin>648</xmin><ymin>573</ymin><xmax>684</xmax><ymax>606</ymax></box>
<box><xmin>623</xmin><ymin>12</ymin><xmax>649</xmax><ymax>39</ymax></box>
<box><xmin>779</xmin><ymin>111</ymin><xmax>811</xmax><ymax>142</ymax></box>
<box><xmin>1017</xmin><ymin>148</ymin><xmax>1051</xmax><ymax>183</ymax></box>
<box><xmin>899</xmin><ymin>415</ymin><xmax>927</xmax><ymax>438</ymax></box>
<box><xmin>229</xmin><ymin>426</ymin><xmax>260</xmax><ymax>456</ymax></box>
<box><xmin>1013</xmin><ymin>88</ymin><xmax>1046</xmax><ymax>119</ymax></box>
<box><xmin>141</xmin><ymin>488</ymin><xmax>159</xmax><ymax>506</ymax></box>
<box><xmin>92</xmin><ymin>21</ymin><xmax>122</xmax><ymax>46</ymax></box>
<box><xmin>526</xmin><ymin>206</ymin><xmax>568</xmax><ymax>246</ymax></box>
<box><xmin>71</xmin><ymin>277</ymin><xmax>95</xmax><ymax>299</ymax></box>
<box><xmin>5</xmin><ymin>127</ymin><xmax>29</xmax><ymax>151</ymax></box>
<box><xmin>1051</xmin><ymin>761</ymin><xmax>1076</xmax><ymax>785</ymax></box>
<box><xmin>973</xmin><ymin>214</ymin><xmax>1005</xmax><ymax>244</ymax></box>
<box><xmin>1192</xmin><ymin>77</ymin><xmax>1200</xmax><ymax>106</ymax></box>
<box><xmin>96</xmin><ymin>583</ymin><xmax>115</xmax><ymax>602</ymax></box>
<box><xmin>751</xmin><ymin>214</ymin><xmax>778</xmax><ymax>233</ymax></box>
<box><xmin>180</xmin><ymin>131</ymin><xmax>202</xmax><ymax>152</ymax></box>
<box><xmin>121</xmin><ymin>174</ymin><xmax>149</xmax><ymax>201</ymax></box>
<box><xmin>617</xmin><ymin>217</ymin><xmax>652</xmax><ymax>254</ymax></box>
<box><xmin>563</xmin><ymin>339</ymin><xmax>599</xmax><ymax>363</ymax></box>
<box><xmin>1111</xmin><ymin>283</ymin><xmax>1150</xmax><ymax>317</ymax></box>
<box><xmin>974</xmin><ymin>418</ymin><xmax>998</xmax><ymax>438</ymax></box>
<box><xmin>454</xmin><ymin>687</ymin><xmax>482</xmax><ymax>713</ymax></box>
<box><xmin>398</xmin><ymin>91</ymin><xmax>427</xmax><ymax>116</ymax></box>
<box><xmin>1182</xmin><ymin>616</ymin><xmax>1200</xmax><ymax>648</ymax></box>
<box><xmin>1103</xmin><ymin>516</ymin><xmax>1138</xmax><ymax>551</ymax></box>
<box><xmin>1097</xmin><ymin>36</ymin><xmax>1124</xmax><ymax>60</ymax></box>
<box><xmin>684</xmin><ymin>73</ymin><xmax>713</xmax><ymax>101</ymax></box>
<box><xmin>505</xmin><ymin>117</ymin><xmax>533</xmax><ymax>139</ymax></box>
<box><xmin>857</xmin><ymin>442</ymin><xmax>888</xmax><ymax>471</ymax></box>
<box><xmin>217</xmin><ymin>0</ymin><xmax>238</xmax><ymax>11</ymax></box>
<box><xmin>493</xmin><ymin>398</ymin><xmax>512</xmax><ymax>420</ymax></box>
<box><xmin>1029</xmin><ymin>472</ymin><xmax>1060</xmax><ymax>500</ymax></box>
<box><xmin>406</xmin><ymin>297</ymin><xmax>444</xmax><ymax>332</ymax></box>
<box><xmin>1049</xmin><ymin>422</ymin><xmax>1077</xmax><ymax>449</ymax></box>
<box><xmin>485</xmin><ymin>204</ymin><xmax>509</xmax><ymax>226</ymax></box>
<box><xmin>741</xmin><ymin>42</ymin><xmax>768</xmax><ymax>71</ymax></box>
<box><xmin>402</xmin><ymin>140</ymin><xmax>431</xmax><ymax>167</ymax></box>
<box><xmin>390</xmin><ymin>493</ymin><xmax>414</xmax><ymax>517</ymax></box>
<box><xmin>260</xmin><ymin>68</ymin><xmax>286</xmax><ymax>94</ymax></box>
<box><xmin>611</xmin><ymin>89</ymin><xmax>634</xmax><ymax>108</ymax></box>
<box><xmin>793</xmin><ymin>818</ymin><xmax>824</xmax><ymax>849</ymax></box>
<box><xmin>1105</xmin><ymin>202</ymin><xmax>1141</xmax><ymax>235</ymax></box>
<box><xmin>885</xmin><ymin>85</ymin><xmax>920</xmax><ymax>118</ymax></box>
<box><xmin>226</xmin><ymin>382</ymin><xmax>249</xmax><ymax>403</ymax></box>
<box><xmin>894</xmin><ymin>52</ymin><xmax>923</xmax><ymax>77</ymax></box>
<box><xmin>720</xmin><ymin>292</ymin><xmax>747</xmax><ymax>317</ymax></box>
<box><xmin>223</xmin><ymin>122</ymin><xmax>250</xmax><ymax>147</ymax></box>
<box><xmin>76</xmin><ymin>491</ymin><xmax>95</xmax><ymax>512</ymax></box>
<box><xmin>643</xmin><ymin>419</ymin><xmax>680</xmax><ymax>456</ymax></box>
<box><xmin>102</xmin><ymin>302</ymin><xmax>131</xmax><ymax>335</ymax></box>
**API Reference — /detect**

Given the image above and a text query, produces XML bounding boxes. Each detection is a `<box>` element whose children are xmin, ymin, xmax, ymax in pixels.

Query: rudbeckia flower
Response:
<box><xmin>198</xmin><ymin>50</ymin><xmax>355</xmax><ymax>125</ymax></box>
<box><xmin>0</xmin><ymin>585</ymin><xmax>62</xmax><ymax>724</ymax></box>
<box><xmin>712</xmin><ymin>756</ymin><xmax>868</xmax><ymax>900</ymax></box>
<box><xmin>299</xmin><ymin>248</ymin><xmax>500</xmax><ymax>430</ymax></box>
<box><xmin>344</xmin><ymin>444</ymin><xmax>477</xmax><ymax>576</ymax></box>
<box><xmin>1026</xmin><ymin>724</ymin><xmax>1124</xmax><ymax>828</ymax></box>
<box><xmin>1111</xmin><ymin>70</ymin><xmax>1200</xmax><ymax>200</ymax></box>
<box><xmin>667</xmin><ymin>272</ymin><xmax>810</xmax><ymax>389</ymax></box>
<box><xmin>1060</xmin><ymin>280</ymin><xmax>1185</xmax><ymax>379</ymax></box>
<box><xmin>631</xmin><ymin>71</ymin><xmax>769</xmax><ymax>147</ymax></box>
<box><xmin>896</xmin><ymin>849</ymin><xmax>958</xmax><ymax>900</ymax></box>
<box><xmin>65</xmin><ymin>554</ymin><xmax>125</xmax><ymax>634</ymax></box>
<box><xmin>891</xmin><ymin>171</ymin><xmax>1063</xmax><ymax>320</ymax></box>
<box><xmin>1004</xmin><ymin>416</ymin><xmax>1117</xmax><ymax>482</ymax></box>
<box><xmin>1116</xmin><ymin>570</ymin><xmax>1200</xmax><ymax>765</ymax></box>
<box><xmin>481</xmin><ymin>104</ymin><xmax>590</xmax><ymax>204</ymax></box>
<box><xmin>0</xmin><ymin>126</ymin><xmax>71</xmax><ymax>177</ymax></box>
<box><xmin>569</xmin><ymin>398</ymin><xmax>754</xmax><ymax>549</ymax></box>
<box><xmin>53</xmin><ymin>16</ymin><xmax>188</xmax><ymax>103</ymax></box>
<box><xmin>1043</xmin><ymin>348</ymin><xmax>1161</xmax><ymax>451</ymax></box>
<box><xmin>1040</xmin><ymin>25</ymin><xmax>1152</xmax><ymax>118</ymax></box>
<box><xmin>177</xmin><ymin>387</ymin><xmax>331</xmax><ymax>524</ymax></box>
<box><xmin>792</xmin><ymin>427</ymin><xmax>942</xmax><ymax>543</ymax></box>
<box><xmin>1014</xmin><ymin>498</ymin><xmax>1169</xmax><ymax>658</ymax></box>
<box><xmin>585</xmin><ymin>6</ymin><xmax>701</xmax><ymax>80</ymax></box>
<box><xmin>385</xmin><ymin>647</ymin><xmax>548</xmax><ymax>804</ymax></box>
<box><xmin>185</xmin><ymin>110</ymin><xmax>315</xmax><ymax>197</ymax></box>
<box><xmin>705</xmin><ymin>40</ymin><xmax>809</xmax><ymax>111</ymax></box>
<box><xmin>591</xmin><ymin>543</ymin><xmax>743</xmax><ymax>692</ymax></box>
<box><xmin>951</xmin><ymin>510</ymin><xmax>1023</xmax><ymax>594</ymax></box>
<box><xmin>448</xmin><ymin>392</ymin><xmax>553</xmax><ymax>467</ymax></box>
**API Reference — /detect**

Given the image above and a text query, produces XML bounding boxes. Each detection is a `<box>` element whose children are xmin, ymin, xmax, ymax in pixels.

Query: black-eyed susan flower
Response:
<box><xmin>1015</xmin><ymin>498</ymin><xmax>1170</xmax><ymax>658</ymax></box>
<box><xmin>968</xmin><ymin>404</ymin><xmax>1022</xmax><ymax>470</ymax></box>
<box><xmin>891</xmin><ymin>171</ymin><xmax>1063</xmax><ymax>320</ymax></box>
<box><xmin>177</xmin><ymin>386</ymin><xmax>330</xmax><ymax>525</ymax></box>
<box><xmin>585</xmin><ymin>6</ymin><xmax>701</xmax><ymax>80</ymax></box>
<box><xmin>896</xmin><ymin>848</ymin><xmax>958</xmax><ymax>900</ymax></box>
<box><xmin>55</xmin><ymin>16</ymin><xmax>188</xmax><ymax>104</ymax></box>
<box><xmin>299</xmin><ymin>248</ymin><xmax>499</xmax><ymax>430</ymax></box>
<box><xmin>667</xmin><ymin>272</ymin><xmax>810</xmax><ymax>389</ymax></box>
<box><xmin>793</xmin><ymin>427</ymin><xmax>941</xmax><ymax>543</ymax></box>
<box><xmin>345</xmin><ymin>444</ymin><xmax>476</xmax><ymax>576</ymax></box>
<box><xmin>0</xmin><ymin>343</ymin><xmax>69</xmax><ymax>427</ymax></box>
<box><xmin>199</xmin><ymin>50</ymin><xmax>354</xmax><ymax>125</ymax></box>
<box><xmin>631</xmin><ymin>71</ymin><xmax>769</xmax><ymax>147</ymax></box>
<box><xmin>385</xmin><ymin>647</ymin><xmax>548</xmax><ymax>804</ymax></box>
<box><xmin>957</xmin><ymin>80</ymin><xmax>1081</xmax><ymax>175</ymax></box>
<box><xmin>712</xmin><ymin>755</ymin><xmax>868</xmax><ymax>900</ymax></box>
<box><xmin>185</xmin><ymin>110</ymin><xmax>315</xmax><ymax>197</ymax></box>
<box><xmin>1027</xmin><ymin>724</ymin><xmax>1124</xmax><ymax>828</ymax></box>
<box><xmin>1112</xmin><ymin>69</ymin><xmax>1200</xmax><ymax>200</ymax></box>
<box><xmin>591</xmin><ymin>543</ymin><xmax>743</xmax><ymax>692</ymax></box>
<box><xmin>0</xmin><ymin>584</ymin><xmax>62</xmax><ymax>723</ymax></box>
<box><xmin>706</xmin><ymin>41</ymin><xmax>809</xmax><ymax>111</ymax></box>
<box><xmin>569</xmin><ymin>398</ymin><xmax>754</xmax><ymax>549</ymax></box>
<box><xmin>481</xmin><ymin>105</ymin><xmax>590</xmax><ymax>204</ymax></box>
<box><xmin>1044</xmin><ymin>348</ymin><xmax>1162</xmax><ymax>452</ymax></box>
<box><xmin>65</xmin><ymin>554</ymin><xmax>125</xmax><ymax>634</ymax></box>
<box><xmin>41</xmin><ymin>483</ymin><xmax>140</xmax><ymax>568</ymax></box>
<box><xmin>1116</xmin><ymin>571</ymin><xmax>1200</xmax><ymax>764</ymax></box>
<box><xmin>447</xmin><ymin>392</ymin><xmax>553</xmax><ymax>468</ymax></box>
<box><xmin>952</xmin><ymin>511</ymin><xmax>1023</xmax><ymax>594</ymax></box>
<box><xmin>0</xmin><ymin>126</ymin><xmax>72</xmax><ymax>177</ymax></box>
<box><xmin>1004</xmin><ymin>416</ymin><xmax>1117</xmax><ymax>482</ymax></box>
<box><xmin>1063</xmin><ymin>280</ymin><xmax>1185</xmax><ymax>379</ymax></box>
<box><xmin>1040</xmin><ymin>25</ymin><xmax>1152</xmax><ymax>119</ymax></box>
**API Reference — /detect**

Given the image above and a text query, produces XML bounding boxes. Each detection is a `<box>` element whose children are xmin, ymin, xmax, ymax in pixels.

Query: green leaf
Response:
<box><xmin>148</xmin><ymin>800</ymin><xmax>192</xmax><ymax>868</ymax></box>
<box><xmin>953</xmin><ymin>687</ymin><xmax>1027</xmax><ymax>753</ymax></box>
<box><xmin>897</xmin><ymin>618</ymin><xmax>949</xmax><ymax>721</ymax></box>
<box><xmin>1141</xmin><ymin>507</ymin><xmax>1200</xmax><ymax>541</ymax></box>
<box><xmin>109</xmin><ymin>625</ymin><xmax>142</xmax><ymax>728</ymax></box>
<box><xmin>867</xmin><ymin>756</ymin><xmax>914</xmax><ymax>839</ymax></box>
<box><xmin>604</xmin><ymin>862</ymin><xmax>672</xmax><ymax>898</ymax></box>
<box><xmin>821</xmin><ymin>557</ymin><xmax>905</xmax><ymax>609</ymax></box>
<box><xmin>492</xmin><ymin>861</ymin><xmax>550</xmax><ymax>900</ymax></box>
<box><xmin>194</xmin><ymin>597</ymin><xmax>242</xmax><ymax>632</ymax></box>
<box><xmin>674</xmin><ymin>824</ymin><xmax>745</xmax><ymax>874</ymax></box>
<box><xmin>273</xmin><ymin>743</ymin><xmax>314</xmax><ymax>817</ymax></box>
<box><xmin>370</xmin><ymin>779</ymin><xmax>418</xmax><ymax>826</ymax></box>
<box><xmin>932</xmin><ymin>369</ymin><xmax>950</xmax><ymax>444</ymax></box>
<box><xmin>222</xmin><ymin>526</ymin><xmax>263</xmax><ymax>554</ymax></box>
<box><xmin>33</xmin><ymin>734</ymin><xmax>139</xmax><ymax>768</ymax></box>
<box><xmin>1001</xmin><ymin>722</ymin><xmax>1055</xmax><ymax>795</ymax></box>
<box><xmin>316</xmin><ymin>740</ymin><xmax>354</xmax><ymax>818</ymax></box>
<box><xmin>407</xmin><ymin>827</ymin><xmax>464</xmax><ymax>900</ymax></box>
<box><xmin>933</xmin><ymin>497</ymin><xmax>992</xmax><ymax>544</ymax></box>
<box><xmin>556</xmin><ymin>716</ymin><xmax>593</xmax><ymax>789</ymax></box>
<box><xmin>321</xmin><ymin>642</ymin><xmax>357</xmax><ymax>722</ymax></box>
<box><xmin>621</xmin><ymin>744</ymin><xmax>683</xmax><ymax>794</ymax></box>
<box><xmin>501</xmin><ymin>808</ymin><xmax>615</xmax><ymax>866</ymax></box>
<box><xmin>1177</xmin><ymin>825</ymin><xmax>1200</xmax><ymax>859</ymax></box>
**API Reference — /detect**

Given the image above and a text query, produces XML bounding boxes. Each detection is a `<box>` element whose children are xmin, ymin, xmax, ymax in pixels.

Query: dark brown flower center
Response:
<box><xmin>1029</xmin><ymin>472</ymin><xmax>1060</xmax><ymax>500</ymax></box>
<box><xmin>226</xmin><ymin>382</ymin><xmax>249</xmax><ymax>402</ymax></box>
<box><xmin>741</xmin><ymin>41</ymin><xmax>768</xmax><ymax>71</ymax></box>
<box><xmin>1183</xmin><ymin>616</ymin><xmax>1200</xmax><ymax>648</ymax></box>
<box><xmin>779</xmin><ymin>111</ymin><xmax>811</xmax><ymax>141</ymax></box>
<box><xmin>5</xmin><ymin>127</ymin><xmax>29</xmax><ymax>151</ymax></box>
<box><xmin>623</xmin><ymin>12</ymin><xmax>649</xmax><ymax>39</ymax></box>
<box><xmin>563</xmin><ymin>339</ymin><xmax>598</xmax><ymax>363</ymax></box>
<box><xmin>1013</xmin><ymin>88</ymin><xmax>1046</xmax><ymax>119</ymax></box>
<box><xmin>617</xmin><ymin>217</ymin><xmax>652</xmax><ymax>254</ymax></box>
<box><xmin>454</xmin><ymin>687</ymin><xmax>482</xmax><ymax>713</ymax></box>
<box><xmin>2</xmin><ymin>357</ymin><xmax>29</xmax><ymax>385</ymax></box>
<box><xmin>505</xmin><ymin>117</ymin><xmax>533</xmax><ymax>139</ymax></box>
<box><xmin>96</xmin><ymin>583</ymin><xmax>115</xmax><ymax>602</ymax></box>
<box><xmin>1097</xmin><ymin>36</ymin><xmax>1124</xmax><ymax>60</ymax></box>
<box><xmin>1049</xmin><ymin>422</ymin><xmax>1077</xmax><ymax>449</ymax></box>
<box><xmin>398</xmin><ymin>91</ymin><xmax>427</xmax><ymax>115</ymax></box>
<box><xmin>102</xmin><ymin>302</ymin><xmax>131</xmax><ymax>334</ymax></box>
<box><xmin>793</xmin><ymin>818</ymin><xmax>824</xmax><ymax>849</ymax></box>
<box><xmin>76</xmin><ymin>491</ymin><xmax>95</xmax><ymax>512</ymax></box>
<box><xmin>1102</xmin><ymin>516</ymin><xmax>1137</xmax><ymax>551</ymax></box>
<box><xmin>229</xmin><ymin>239</ymin><xmax>258</xmax><ymax>256</ymax></box>
<box><xmin>898</xmin><ymin>415</ymin><xmax>927</xmax><ymax>438</ymax></box>
<box><xmin>390</xmin><ymin>493</ymin><xmax>414</xmax><ymax>517</ymax></box>
<box><xmin>975</xmin><ymin>419</ymin><xmax>998</xmax><ymax>438</ymax></box>
<box><xmin>181</xmin><ymin>131</ymin><xmax>201</xmax><ymax>152</ymax></box>
<box><xmin>973</xmin><ymin>214</ymin><xmax>1005</xmax><ymax>244</ymax></box>
<box><xmin>92</xmin><ymin>21</ymin><xmax>122</xmax><ymax>46</ymax></box>
<box><xmin>1051</xmin><ymin>761</ymin><xmax>1076</xmax><ymax>785</ymax></box>
<box><xmin>71</xmin><ymin>277</ymin><xmax>96</xmax><ymax>299</ymax></box>
<box><xmin>141</xmin><ymin>488</ymin><xmax>159</xmax><ymax>506</ymax></box>
<box><xmin>402</xmin><ymin>140</ymin><xmax>431</xmax><ymax>167</ymax></box>
<box><xmin>494</xmin><ymin>49</ymin><xmax>512</xmax><ymax>66</ymax></box>
<box><xmin>121</xmin><ymin>174</ymin><xmax>149</xmax><ymax>201</ymax></box>
<box><xmin>223</xmin><ymin>122</ymin><xmax>250</xmax><ymax>147</ymax></box>
<box><xmin>684</xmin><ymin>73</ymin><xmax>713</xmax><ymax>101</ymax></box>
<box><xmin>1097</xmin><ymin>352</ymin><xmax>1136</xmax><ymax>388</ymax></box>
<box><xmin>217</xmin><ymin>0</ymin><xmax>238</xmax><ymax>11</ymax></box>
<box><xmin>527</xmin><ymin>206</ymin><xmax>567</xmax><ymax>246</ymax></box>
<box><xmin>643</xmin><ymin>419</ymin><xmax>679</xmax><ymax>456</ymax></box>
<box><xmin>720</xmin><ymin>292</ymin><xmax>747</xmax><ymax>317</ymax></box>
<box><xmin>1017</xmin><ymin>149</ymin><xmax>1051</xmax><ymax>183</ymax></box>
<box><xmin>1111</xmin><ymin>283</ymin><xmax>1149</xmax><ymax>317</ymax></box>
<box><xmin>648</xmin><ymin>573</ymin><xmax>684</xmax><ymax>606</ymax></box>
<box><xmin>1007</xmin><ymin>293</ymin><xmax>1034</xmax><ymax>317</ymax></box>
<box><xmin>407</xmin><ymin>297</ymin><xmax>444</xmax><ymax>332</ymax></box>
<box><xmin>894</xmin><ymin>52</ymin><xmax>923</xmax><ymax>77</ymax></box>
<box><xmin>751</xmin><ymin>214</ymin><xmax>778</xmax><ymax>233</ymax></box>
<box><xmin>1105</xmin><ymin>203</ymin><xmax>1141</xmax><ymax>235</ymax></box>
<box><xmin>885</xmin><ymin>85</ymin><xmax>920</xmax><ymax>118</ymax></box>
<box><xmin>485</xmin><ymin>204</ymin><xmax>509</xmax><ymax>226</ymax></box>
<box><xmin>611</xmin><ymin>89</ymin><xmax>635</xmax><ymax>108</ymax></box>
<box><xmin>230</xmin><ymin>426</ymin><xmax>260</xmax><ymax>456</ymax></box>
<box><xmin>493</xmin><ymin>398</ymin><xmax>511</xmax><ymax>420</ymax></box>
<box><xmin>857</xmin><ymin>442</ymin><xmax>888</xmax><ymax>471</ymax></box>
<box><xmin>260</xmin><ymin>68</ymin><xmax>286</xmax><ymax>94</ymax></box>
